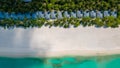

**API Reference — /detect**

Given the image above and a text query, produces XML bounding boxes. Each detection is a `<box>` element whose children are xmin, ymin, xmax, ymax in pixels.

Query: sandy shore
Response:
<box><xmin>44</xmin><ymin>49</ymin><xmax>120</xmax><ymax>57</ymax></box>
<box><xmin>0</xmin><ymin>26</ymin><xmax>120</xmax><ymax>57</ymax></box>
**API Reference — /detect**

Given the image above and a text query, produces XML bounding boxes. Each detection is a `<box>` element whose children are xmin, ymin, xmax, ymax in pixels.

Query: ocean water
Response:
<box><xmin>0</xmin><ymin>55</ymin><xmax>120</xmax><ymax>68</ymax></box>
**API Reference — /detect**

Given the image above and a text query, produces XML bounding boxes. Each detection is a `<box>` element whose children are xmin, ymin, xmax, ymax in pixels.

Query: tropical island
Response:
<box><xmin>0</xmin><ymin>0</ymin><xmax>120</xmax><ymax>68</ymax></box>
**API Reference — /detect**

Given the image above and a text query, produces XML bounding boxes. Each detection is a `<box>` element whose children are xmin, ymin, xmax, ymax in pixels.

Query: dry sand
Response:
<box><xmin>0</xmin><ymin>26</ymin><xmax>120</xmax><ymax>57</ymax></box>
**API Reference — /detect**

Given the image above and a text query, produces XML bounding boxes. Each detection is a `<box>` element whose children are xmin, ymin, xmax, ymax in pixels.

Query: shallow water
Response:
<box><xmin>0</xmin><ymin>55</ymin><xmax>120</xmax><ymax>68</ymax></box>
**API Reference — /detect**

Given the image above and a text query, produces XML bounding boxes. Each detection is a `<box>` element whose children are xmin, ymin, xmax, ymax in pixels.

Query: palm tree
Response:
<box><xmin>58</xmin><ymin>19</ymin><xmax>64</xmax><ymax>27</ymax></box>
<box><xmin>50</xmin><ymin>0</ymin><xmax>57</xmax><ymax>4</ymax></box>
<box><xmin>36</xmin><ymin>18</ymin><xmax>45</xmax><ymax>28</ymax></box>
<box><xmin>116</xmin><ymin>17</ymin><xmax>120</xmax><ymax>27</ymax></box>
<box><xmin>106</xmin><ymin>16</ymin><xmax>118</xmax><ymax>28</ymax></box>
<box><xmin>94</xmin><ymin>18</ymin><xmax>104</xmax><ymax>27</ymax></box>
<box><xmin>102</xmin><ymin>16</ymin><xmax>116</xmax><ymax>28</ymax></box>
<box><xmin>73</xmin><ymin>18</ymin><xmax>80</xmax><ymax>28</ymax></box>
<box><xmin>82</xmin><ymin>17</ymin><xmax>91</xmax><ymax>27</ymax></box>
<box><xmin>63</xmin><ymin>21</ymin><xmax>70</xmax><ymax>28</ymax></box>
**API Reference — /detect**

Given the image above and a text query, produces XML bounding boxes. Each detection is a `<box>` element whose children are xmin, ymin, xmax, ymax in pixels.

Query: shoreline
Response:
<box><xmin>44</xmin><ymin>49</ymin><xmax>120</xmax><ymax>58</ymax></box>
<box><xmin>0</xmin><ymin>27</ymin><xmax>120</xmax><ymax>58</ymax></box>
<box><xmin>0</xmin><ymin>49</ymin><xmax>120</xmax><ymax>58</ymax></box>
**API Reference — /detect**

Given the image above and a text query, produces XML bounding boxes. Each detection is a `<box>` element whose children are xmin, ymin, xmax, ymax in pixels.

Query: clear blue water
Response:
<box><xmin>0</xmin><ymin>55</ymin><xmax>120</xmax><ymax>68</ymax></box>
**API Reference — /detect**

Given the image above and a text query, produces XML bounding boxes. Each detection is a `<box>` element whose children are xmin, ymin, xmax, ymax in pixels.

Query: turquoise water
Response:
<box><xmin>0</xmin><ymin>55</ymin><xmax>120</xmax><ymax>68</ymax></box>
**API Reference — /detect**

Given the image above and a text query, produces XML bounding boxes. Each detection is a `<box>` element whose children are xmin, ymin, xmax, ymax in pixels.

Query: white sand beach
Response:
<box><xmin>0</xmin><ymin>26</ymin><xmax>120</xmax><ymax>57</ymax></box>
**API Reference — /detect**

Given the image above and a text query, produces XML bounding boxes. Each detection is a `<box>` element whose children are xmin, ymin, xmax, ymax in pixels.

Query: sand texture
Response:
<box><xmin>0</xmin><ymin>26</ymin><xmax>120</xmax><ymax>57</ymax></box>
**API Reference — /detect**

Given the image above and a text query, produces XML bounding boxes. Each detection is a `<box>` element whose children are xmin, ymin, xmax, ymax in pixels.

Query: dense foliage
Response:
<box><xmin>0</xmin><ymin>15</ymin><xmax>120</xmax><ymax>29</ymax></box>
<box><xmin>0</xmin><ymin>0</ymin><xmax>119</xmax><ymax>12</ymax></box>
<box><xmin>0</xmin><ymin>0</ymin><xmax>120</xmax><ymax>29</ymax></box>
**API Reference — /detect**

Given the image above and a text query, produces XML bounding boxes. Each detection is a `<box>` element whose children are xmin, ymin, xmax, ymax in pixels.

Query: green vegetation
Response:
<box><xmin>0</xmin><ymin>16</ymin><xmax>120</xmax><ymax>29</ymax></box>
<box><xmin>0</xmin><ymin>0</ymin><xmax>120</xmax><ymax>29</ymax></box>
<box><xmin>0</xmin><ymin>0</ymin><xmax>119</xmax><ymax>12</ymax></box>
